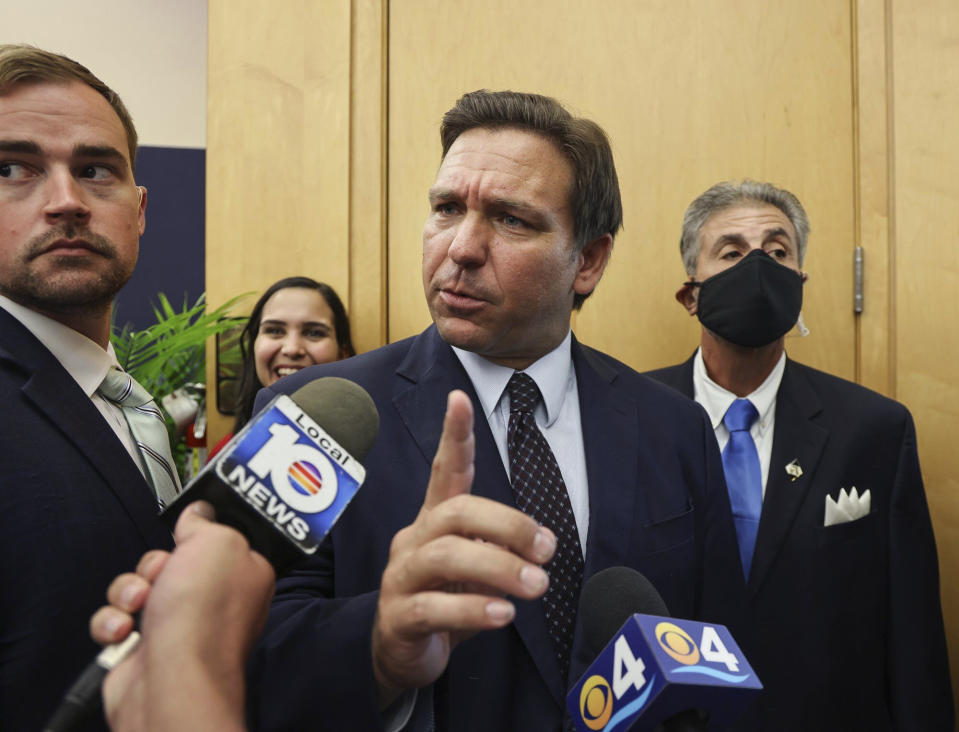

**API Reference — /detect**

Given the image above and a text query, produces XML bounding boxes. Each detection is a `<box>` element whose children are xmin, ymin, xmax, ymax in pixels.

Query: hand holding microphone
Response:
<box><xmin>89</xmin><ymin>501</ymin><xmax>274</xmax><ymax>732</ymax></box>
<box><xmin>46</xmin><ymin>377</ymin><xmax>380</xmax><ymax>731</ymax></box>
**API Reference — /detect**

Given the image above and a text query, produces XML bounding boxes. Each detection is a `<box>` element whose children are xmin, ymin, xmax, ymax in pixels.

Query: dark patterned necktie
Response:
<box><xmin>507</xmin><ymin>371</ymin><xmax>584</xmax><ymax>681</ymax></box>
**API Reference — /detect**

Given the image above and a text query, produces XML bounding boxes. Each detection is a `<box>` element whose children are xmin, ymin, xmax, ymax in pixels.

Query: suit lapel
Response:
<box><xmin>391</xmin><ymin>328</ymin><xmax>565</xmax><ymax>706</ymax></box>
<box><xmin>575</xmin><ymin>341</ymin><xmax>639</xmax><ymax>575</ymax></box>
<box><xmin>650</xmin><ymin>353</ymin><xmax>696</xmax><ymax>398</ymax></box>
<box><xmin>748</xmin><ymin>360</ymin><xmax>827</xmax><ymax>594</ymax></box>
<box><xmin>0</xmin><ymin>310</ymin><xmax>165</xmax><ymax>544</ymax></box>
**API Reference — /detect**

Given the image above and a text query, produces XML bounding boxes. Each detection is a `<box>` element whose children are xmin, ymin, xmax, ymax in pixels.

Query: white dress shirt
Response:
<box><xmin>691</xmin><ymin>347</ymin><xmax>786</xmax><ymax>496</ymax></box>
<box><xmin>0</xmin><ymin>294</ymin><xmax>147</xmax><ymax>476</ymax></box>
<box><xmin>452</xmin><ymin>330</ymin><xmax>589</xmax><ymax>555</ymax></box>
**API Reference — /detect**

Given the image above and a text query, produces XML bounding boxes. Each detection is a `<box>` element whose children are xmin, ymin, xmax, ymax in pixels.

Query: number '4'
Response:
<box><xmin>612</xmin><ymin>635</ymin><xmax>647</xmax><ymax>698</ymax></box>
<box><xmin>700</xmin><ymin>627</ymin><xmax>739</xmax><ymax>671</ymax></box>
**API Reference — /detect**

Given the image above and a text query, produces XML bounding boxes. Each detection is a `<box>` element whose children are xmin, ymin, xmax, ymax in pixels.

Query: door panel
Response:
<box><xmin>387</xmin><ymin>0</ymin><xmax>856</xmax><ymax>376</ymax></box>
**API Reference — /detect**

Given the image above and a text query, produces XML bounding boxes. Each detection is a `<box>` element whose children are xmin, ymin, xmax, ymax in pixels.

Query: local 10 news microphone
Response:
<box><xmin>44</xmin><ymin>376</ymin><xmax>380</xmax><ymax>732</ymax></box>
<box><xmin>567</xmin><ymin>567</ymin><xmax>762</xmax><ymax>732</ymax></box>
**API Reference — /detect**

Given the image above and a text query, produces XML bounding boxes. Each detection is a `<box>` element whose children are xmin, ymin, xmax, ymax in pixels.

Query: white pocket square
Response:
<box><xmin>824</xmin><ymin>487</ymin><xmax>871</xmax><ymax>527</ymax></box>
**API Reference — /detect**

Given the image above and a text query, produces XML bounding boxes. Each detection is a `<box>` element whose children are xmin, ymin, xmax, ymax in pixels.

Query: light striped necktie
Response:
<box><xmin>98</xmin><ymin>367</ymin><xmax>181</xmax><ymax>509</ymax></box>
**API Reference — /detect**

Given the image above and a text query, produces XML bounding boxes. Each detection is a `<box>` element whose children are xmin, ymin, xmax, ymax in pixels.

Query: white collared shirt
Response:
<box><xmin>452</xmin><ymin>330</ymin><xmax>589</xmax><ymax>555</ymax></box>
<box><xmin>0</xmin><ymin>294</ymin><xmax>146</xmax><ymax>474</ymax></box>
<box><xmin>691</xmin><ymin>347</ymin><xmax>786</xmax><ymax>497</ymax></box>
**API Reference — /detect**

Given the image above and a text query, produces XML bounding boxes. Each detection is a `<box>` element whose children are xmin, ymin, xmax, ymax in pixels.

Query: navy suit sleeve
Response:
<box><xmin>246</xmin><ymin>384</ymin><xmax>390</xmax><ymax>731</ymax></box>
<box><xmin>887</xmin><ymin>412</ymin><xmax>953</xmax><ymax>730</ymax></box>
<box><xmin>247</xmin><ymin>560</ymin><xmax>386</xmax><ymax>730</ymax></box>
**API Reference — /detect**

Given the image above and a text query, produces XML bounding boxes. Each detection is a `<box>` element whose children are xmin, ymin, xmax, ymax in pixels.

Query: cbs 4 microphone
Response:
<box><xmin>567</xmin><ymin>567</ymin><xmax>761</xmax><ymax>732</ymax></box>
<box><xmin>44</xmin><ymin>376</ymin><xmax>379</xmax><ymax>732</ymax></box>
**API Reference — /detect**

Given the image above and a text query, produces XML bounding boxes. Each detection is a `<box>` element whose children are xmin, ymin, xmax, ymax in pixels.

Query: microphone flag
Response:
<box><xmin>567</xmin><ymin>614</ymin><xmax>762</xmax><ymax>732</ymax></box>
<box><xmin>163</xmin><ymin>394</ymin><xmax>365</xmax><ymax>570</ymax></box>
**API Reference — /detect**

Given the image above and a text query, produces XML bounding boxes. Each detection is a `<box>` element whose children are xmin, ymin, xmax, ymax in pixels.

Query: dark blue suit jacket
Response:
<box><xmin>248</xmin><ymin>327</ymin><xmax>743</xmax><ymax>731</ymax></box>
<box><xmin>0</xmin><ymin>307</ymin><xmax>174</xmax><ymax>732</ymax></box>
<box><xmin>645</xmin><ymin>355</ymin><xmax>953</xmax><ymax>731</ymax></box>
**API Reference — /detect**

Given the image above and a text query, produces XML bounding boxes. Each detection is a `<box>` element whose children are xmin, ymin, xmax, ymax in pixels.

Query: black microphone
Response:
<box><xmin>44</xmin><ymin>377</ymin><xmax>379</xmax><ymax>732</ymax></box>
<box><xmin>580</xmin><ymin>566</ymin><xmax>669</xmax><ymax>656</ymax></box>
<box><xmin>568</xmin><ymin>567</ymin><xmax>761</xmax><ymax>732</ymax></box>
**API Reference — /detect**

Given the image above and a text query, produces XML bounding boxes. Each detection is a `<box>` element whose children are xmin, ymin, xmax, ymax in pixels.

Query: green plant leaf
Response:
<box><xmin>110</xmin><ymin>291</ymin><xmax>250</xmax><ymax>402</ymax></box>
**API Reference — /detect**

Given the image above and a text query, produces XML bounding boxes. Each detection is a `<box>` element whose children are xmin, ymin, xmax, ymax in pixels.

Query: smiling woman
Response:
<box><xmin>209</xmin><ymin>277</ymin><xmax>355</xmax><ymax>457</ymax></box>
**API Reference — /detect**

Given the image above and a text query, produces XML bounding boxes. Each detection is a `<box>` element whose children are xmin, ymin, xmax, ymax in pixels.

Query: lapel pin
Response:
<box><xmin>785</xmin><ymin>459</ymin><xmax>803</xmax><ymax>482</ymax></box>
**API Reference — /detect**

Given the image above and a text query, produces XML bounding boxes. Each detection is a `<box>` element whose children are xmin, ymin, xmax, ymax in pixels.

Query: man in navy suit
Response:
<box><xmin>249</xmin><ymin>91</ymin><xmax>744</xmax><ymax>731</ymax></box>
<box><xmin>646</xmin><ymin>180</ymin><xmax>952</xmax><ymax>731</ymax></box>
<box><xmin>0</xmin><ymin>45</ymin><xmax>174</xmax><ymax>731</ymax></box>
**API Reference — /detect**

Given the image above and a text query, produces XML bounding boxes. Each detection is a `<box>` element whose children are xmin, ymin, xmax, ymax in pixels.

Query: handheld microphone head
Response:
<box><xmin>580</xmin><ymin>566</ymin><xmax>669</xmax><ymax>655</ymax></box>
<box><xmin>290</xmin><ymin>377</ymin><xmax>379</xmax><ymax>461</ymax></box>
<box><xmin>569</xmin><ymin>568</ymin><xmax>761</xmax><ymax>732</ymax></box>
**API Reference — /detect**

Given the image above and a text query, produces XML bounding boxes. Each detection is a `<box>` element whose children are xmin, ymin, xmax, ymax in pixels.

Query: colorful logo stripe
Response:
<box><xmin>288</xmin><ymin>460</ymin><xmax>323</xmax><ymax>496</ymax></box>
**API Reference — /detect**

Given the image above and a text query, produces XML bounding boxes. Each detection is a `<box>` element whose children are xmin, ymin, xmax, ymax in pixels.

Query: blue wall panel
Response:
<box><xmin>114</xmin><ymin>145</ymin><xmax>206</xmax><ymax>331</ymax></box>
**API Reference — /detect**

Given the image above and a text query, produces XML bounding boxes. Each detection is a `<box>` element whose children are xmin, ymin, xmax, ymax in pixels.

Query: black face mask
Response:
<box><xmin>688</xmin><ymin>249</ymin><xmax>803</xmax><ymax>347</ymax></box>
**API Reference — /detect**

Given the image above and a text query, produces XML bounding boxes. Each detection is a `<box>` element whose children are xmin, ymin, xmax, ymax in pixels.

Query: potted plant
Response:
<box><xmin>111</xmin><ymin>292</ymin><xmax>247</xmax><ymax>479</ymax></box>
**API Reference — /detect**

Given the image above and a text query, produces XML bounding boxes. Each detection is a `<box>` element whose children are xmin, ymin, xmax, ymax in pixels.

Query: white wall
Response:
<box><xmin>3</xmin><ymin>0</ymin><xmax>206</xmax><ymax>148</ymax></box>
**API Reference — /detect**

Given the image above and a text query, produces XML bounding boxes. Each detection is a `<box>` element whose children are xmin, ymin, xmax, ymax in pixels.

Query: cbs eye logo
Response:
<box><xmin>655</xmin><ymin>622</ymin><xmax>700</xmax><ymax>665</ymax></box>
<box><xmin>577</xmin><ymin>635</ymin><xmax>649</xmax><ymax>729</ymax></box>
<box><xmin>579</xmin><ymin>675</ymin><xmax>613</xmax><ymax>729</ymax></box>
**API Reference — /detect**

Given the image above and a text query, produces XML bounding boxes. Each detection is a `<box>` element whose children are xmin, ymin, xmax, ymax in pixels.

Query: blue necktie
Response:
<box><xmin>722</xmin><ymin>399</ymin><xmax>762</xmax><ymax>580</ymax></box>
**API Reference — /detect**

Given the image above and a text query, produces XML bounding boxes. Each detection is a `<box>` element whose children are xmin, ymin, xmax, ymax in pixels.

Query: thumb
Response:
<box><xmin>173</xmin><ymin>500</ymin><xmax>217</xmax><ymax>543</ymax></box>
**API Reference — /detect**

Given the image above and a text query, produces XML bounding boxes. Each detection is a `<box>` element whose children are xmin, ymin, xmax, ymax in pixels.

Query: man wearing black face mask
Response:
<box><xmin>646</xmin><ymin>180</ymin><xmax>952</xmax><ymax>732</ymax></box>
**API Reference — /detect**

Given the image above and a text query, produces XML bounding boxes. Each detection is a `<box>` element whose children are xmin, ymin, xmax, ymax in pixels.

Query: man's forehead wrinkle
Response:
<box><xmin>438</xmin><ymin>159</ymin><xmax>543</xmax><ymax>190</ymax></box>
<box><xmin>443</xmin><ymin>142</ymin><xmax>545</xmax><ymax>168</ymax></box>
<box><xmin>432</xmin><ymin>168</ymin><xmax>540</xmax><ymax>205</ymax></box>
<box><xmin>711</xmin><ymin>225</ymin><xmax>796</xmax><ymax>244</ymax></box>
<box><xmin>704</xmin><ymin>206</ymin><xmax>797</xmax><ymax>243</ymax></box>
<box><xmin>0</xmin><ymin>82</ymin><xmax>129</xmax><ymax>157</ymax></box>
<box><xmin>437</xmin><ymin>158</ymin><xmax>561</xmax><ymax>197</ymax></box>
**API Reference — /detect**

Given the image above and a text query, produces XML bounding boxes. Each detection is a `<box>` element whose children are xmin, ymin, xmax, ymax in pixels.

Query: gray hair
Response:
<box><xmin>680</xmin><ymin>180</ymin><xmax>810</xmax><ymax>275</ymax></box>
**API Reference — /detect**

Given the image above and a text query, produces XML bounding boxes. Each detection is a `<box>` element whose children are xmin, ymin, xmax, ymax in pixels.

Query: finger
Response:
<box><xmin>421</xmin><ymin>390</ymin><xmax>475</xmax><ymax>511</ymax></box>
<box><xmin>135</xmin><ymin>550</ymin><xmax>171</xmax><ymax>583</ymax></box>
<box><xmin>410</xmin><ymin>493</ymin><xmax>556</xmax><ymax>566</ymax></box>
<box><xmin>106</xmin><ymin>572</ymin><xmax>150</xmax><ymax>613</ymax></box>
<box><xmin>389</xmin><ymin>590</ymin><xmax>518</xmax><ymax>638</ymax></box>
<box><xmin>172</xmin><ymin>500</ymin><xmax>217</xmax><ymax>543</ymax></box>
<box><xmin>90</xmin><ymin>605</ymin><xmax>135</xmax><ymax>645</ymax></box>
<box><xmin>385</xmin><ymin>533</ymin><xmax>550</xmax><ymax>602</ymax></box>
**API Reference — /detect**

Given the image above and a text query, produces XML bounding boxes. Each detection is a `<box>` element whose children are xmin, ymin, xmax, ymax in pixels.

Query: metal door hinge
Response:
<box><xmin>853</xmin><ymin>246</ymin><xmax>864</xmax><ymax>314</ymax></box>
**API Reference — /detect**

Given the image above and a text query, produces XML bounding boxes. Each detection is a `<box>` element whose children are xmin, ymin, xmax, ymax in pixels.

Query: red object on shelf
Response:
<box><xmin>185</xmin><ymin>422</ymin><xmax>206</xmax><ymax>448</ymax></box>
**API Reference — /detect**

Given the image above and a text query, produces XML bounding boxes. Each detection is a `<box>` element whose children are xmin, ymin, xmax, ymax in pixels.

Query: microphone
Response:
<box><xmin>567</xmin><ymin>567</ymin><xmax>761</xmax><ymax>732</ymax></box>
<box><xmin>160</xmin><ymin>376</ymin><xmax>379</xmax><ymax>572</ymax></box>
<box><xmin>44</xmin><ymin>377</ymin><xmax>379</xmax><ymax>732</ymax></box>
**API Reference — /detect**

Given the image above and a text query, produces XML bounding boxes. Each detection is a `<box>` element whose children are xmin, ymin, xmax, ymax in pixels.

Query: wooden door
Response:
<box><xmin>386</xmin><ymin>0</ymin><xmax>857</xmax><ymax>376</ymax></box>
